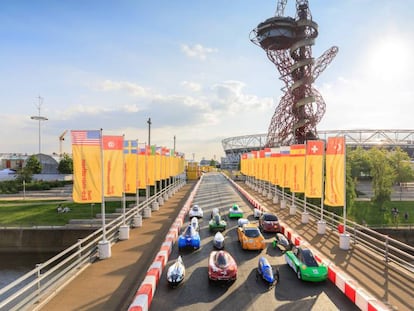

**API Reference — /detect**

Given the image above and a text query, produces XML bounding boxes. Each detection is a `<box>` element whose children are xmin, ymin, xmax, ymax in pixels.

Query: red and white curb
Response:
<box><xmin>127</xmin><ymin>176</ymin><xmax>203</xmax><ymax>311</ymax></box>
<box><xmin>227</xmin><ymin>176</ymin><xmax>392</xmax><ymax>311</ymax></box>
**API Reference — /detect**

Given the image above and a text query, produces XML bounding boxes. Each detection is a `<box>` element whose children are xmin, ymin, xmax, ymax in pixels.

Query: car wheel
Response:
<box><xmin>296</xmin><ymin>269</ymin><xmax>301</xmax><ymax>280</ymax></box>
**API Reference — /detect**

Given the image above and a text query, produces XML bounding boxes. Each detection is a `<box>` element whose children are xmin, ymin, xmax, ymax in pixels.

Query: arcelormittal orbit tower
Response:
<box><xmin>250</xmin><ymin>0</ymin><xmax>338</xmax><ymax>146</ymax></box>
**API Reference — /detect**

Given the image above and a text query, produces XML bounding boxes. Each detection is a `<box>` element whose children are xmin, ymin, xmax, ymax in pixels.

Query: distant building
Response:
<box><xmin>0</xmin><ymin>153</ymin><xmax>59</xmax><ymax>174</ymax></box>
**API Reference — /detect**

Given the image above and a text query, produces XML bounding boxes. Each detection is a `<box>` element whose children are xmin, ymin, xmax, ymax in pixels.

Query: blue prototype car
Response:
<box><xmin>256</xmin><ymin>256</ymin><xmax>279</xmax><ymax>288</ymax></box>
<box><xmin>178</xmin><ymin>224</ymin><xmax>201</xmax><ymax>250</ymax></box>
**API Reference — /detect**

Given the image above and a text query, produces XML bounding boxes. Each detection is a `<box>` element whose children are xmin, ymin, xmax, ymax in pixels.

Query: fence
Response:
<box><xmin>0</xmin><ymin>177</ymin><xmax>186</xmax><ymax>311</ymax></box>
<box><xmin>244</xmin><ymin>176</ymin><xmax>414</xmax><ymax>274</ymax></box>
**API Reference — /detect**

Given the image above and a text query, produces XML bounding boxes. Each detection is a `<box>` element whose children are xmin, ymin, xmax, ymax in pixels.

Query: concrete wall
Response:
<box><xmin>0</xmin><ymin>228</ymin><xmax>94</xmax><ymax>252</ymax></box>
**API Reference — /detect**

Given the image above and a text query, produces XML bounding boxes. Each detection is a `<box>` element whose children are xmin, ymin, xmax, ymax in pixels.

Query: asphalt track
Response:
<box><xmin>149</xmin><ymin>173</ymin><xmax>359</xmax><ymax>311</ymax></box>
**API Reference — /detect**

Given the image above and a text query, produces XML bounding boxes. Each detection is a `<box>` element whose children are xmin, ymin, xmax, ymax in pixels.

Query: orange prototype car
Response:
<box><xmin>237</xmin><ymin>223</ymin><xmax>266</xmax><ymax>250</ymax></box>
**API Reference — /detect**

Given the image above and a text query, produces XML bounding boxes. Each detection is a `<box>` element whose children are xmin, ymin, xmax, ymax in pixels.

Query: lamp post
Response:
<box><xmin>30</xmin><ymin>96</ymin><xmax>48</xmax><ymax>155</ymax></box>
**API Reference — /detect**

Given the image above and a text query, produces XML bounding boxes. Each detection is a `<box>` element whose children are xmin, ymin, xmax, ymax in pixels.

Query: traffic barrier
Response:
<box><xmin>127</xmin><ymin>176</ymin><xmax>204</xmax><ymax>311</ymax></box>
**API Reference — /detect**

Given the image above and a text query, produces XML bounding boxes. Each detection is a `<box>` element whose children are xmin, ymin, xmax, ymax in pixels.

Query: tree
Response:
<box><xmin>26</xmin><ymin>155</ymin><xmax>42</xmax><ymax>174</ymax></box>
<box><xmin>367</xmin><ymin>148</ymin><xmax>395</xmax><ymax>208</ymax></box>
<box><xmin>348</xmin><ymin>146</ymin><xmax>371</xmax><ymax>179</ymax></box>
<box><xmin>15</xmin><ymin>155</ymin><xmax>41</xmax><ymax>183</ymax></box>
<box><xmin>58</xmin><ymin>154</ymin><xmax>73</xmax><ymax>174</ymax></box>
<box><xmin>388</xmin><ymin>147</ymin><xmax>414</xmax><ymax>185</ymax></box>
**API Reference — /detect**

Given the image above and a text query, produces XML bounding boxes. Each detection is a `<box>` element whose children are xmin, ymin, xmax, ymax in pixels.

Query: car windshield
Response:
<box><xmin>215</xmin><ymin>252</ymin><xmax>228</xmax><ymax>267</ymax></box>
<box><xmin>244</xmin><ymin>228</ymin><xmax>260</xmax><ymax>238</ymax></box>
<box><xmin>301</xmin><ymin>249</ymin><xmax>318</xmax><ymax>267</ymax></box>
<box><xmin>192</xmin><ymin>206</ymin><xmax>199</xmax><ymax>211</ymax></box>
<box><xmin>232</xmin><ymin>205</ymin><xmax>239</xmax><ymax>210</ymax></box>
<box><xmin>214</xmin><ymin>214</ymin><xmax>221</xmax><ymax>224</ymax></box>
<box><xmin>184</xmin><ymin>225</ymin><xmax>195</xmax><ymax>237</ymax></box>
<box><xmin>264</xmin><ymin>214</ymin><xmax>278</xmax><ymax>221</ymax></box>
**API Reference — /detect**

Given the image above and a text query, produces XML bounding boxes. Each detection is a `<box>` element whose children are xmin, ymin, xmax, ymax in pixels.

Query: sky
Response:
<box><xmin>1</xmin><ymin>0</ymin><xmax>413</xmax><ymax>162</ymax></box>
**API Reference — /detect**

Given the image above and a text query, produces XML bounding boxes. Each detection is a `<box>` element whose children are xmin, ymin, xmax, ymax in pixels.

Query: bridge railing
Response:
<box><xmin>242</xmin><ymin>177</ymin><xmax>414</xmax><ymax>274</ymax></box>
<box><xmin>0</xmin><ymin>177</ymin><xmax>186</xmax><ymax>311</ymax></box>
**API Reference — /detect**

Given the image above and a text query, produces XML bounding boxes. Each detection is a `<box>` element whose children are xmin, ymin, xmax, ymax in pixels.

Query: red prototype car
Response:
<box><xmin>259</xmin><ymin>213</ymin><xmax>280</xmax><ymax>233</ymax></box>
<box><xmin>208</xmin><ymin>250</ymin><xmax>237</xmax><ymax>282</ymax></box>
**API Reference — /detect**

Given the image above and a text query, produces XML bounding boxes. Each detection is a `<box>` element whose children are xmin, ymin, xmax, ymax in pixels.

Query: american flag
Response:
<box><xmin>71</xmin><ymin>130</ymin><xmax>101</xmax><ymax>146</ymax></box>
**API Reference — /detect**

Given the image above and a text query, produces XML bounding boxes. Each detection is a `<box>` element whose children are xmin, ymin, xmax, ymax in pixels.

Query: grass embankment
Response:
<box><xmin>0</xmin><ymin>200</ymin><xmax>135</xmax><ymax>227</ymax></box>
<box><xmin>348</xmin><ymin>201</ymin><xmax>412</xmax><ymax>227</ymax></box>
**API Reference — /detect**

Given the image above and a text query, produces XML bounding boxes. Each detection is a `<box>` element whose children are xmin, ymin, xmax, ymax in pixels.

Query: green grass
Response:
<box><xmin>0</xmin><ymin>200</ymin><xmax>135</xmax><ymax>227</ymax></box>
<box><xmin>348</xmin><ymin>201</ymin><xmax>413</xmax><ymax>226</ymax></box>
<box><xmin>0</xmin><ymin>197</ymin><xmax>411</xmax><ymax>227</ymax></box>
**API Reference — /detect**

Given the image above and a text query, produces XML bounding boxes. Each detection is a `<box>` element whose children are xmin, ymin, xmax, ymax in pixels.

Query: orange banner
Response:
<box><xmin>305</xmin><ymin>140</ymin><xmax>324</xmax><ymax>198</ymax></box>
<box><xmin>71</xmin><ymin>130</ymin><xmax>102</xmax><ymax>203</ymax></box>
<box><xmin>324</xmin><ymin>137</ymin><xmax>345</xmax><ymax>206</ymax></box>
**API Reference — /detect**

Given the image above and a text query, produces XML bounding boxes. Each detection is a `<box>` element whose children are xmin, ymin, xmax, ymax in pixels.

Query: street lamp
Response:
<box><xmin>30</xmin><ymin>96</ymin><xmax>48</xmax><ymax>155</ymax></box>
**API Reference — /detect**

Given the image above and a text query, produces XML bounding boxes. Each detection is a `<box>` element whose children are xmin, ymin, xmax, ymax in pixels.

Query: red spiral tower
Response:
<box><xmin>250</xmin><ymin>0</ymin><xmax>338</xmax><ymax>146</ymax></box>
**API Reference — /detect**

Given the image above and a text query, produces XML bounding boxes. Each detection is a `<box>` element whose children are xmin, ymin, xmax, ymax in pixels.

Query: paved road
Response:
<box><xmin>150</xmin><ymin>173</ymin><xmax>358</xmax><ymax>311</ymax></box>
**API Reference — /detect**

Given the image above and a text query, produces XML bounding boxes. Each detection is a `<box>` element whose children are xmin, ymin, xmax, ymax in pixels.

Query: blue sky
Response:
<box><xmin>1</xmin><ymin>0</ymin><xmax>413</xmax><ymax>161</ymax></box>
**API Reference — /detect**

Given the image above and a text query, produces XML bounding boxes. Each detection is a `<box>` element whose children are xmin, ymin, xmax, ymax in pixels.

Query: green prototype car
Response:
<box><xmin>228</xmin><ymin>204</ymin><xmax>244</xmax><ymax>219</ymax></box>
<box><xmin>284</xmin><ymin>246</ymin><xmax>328</xmax><ymax>282</ymax></box>
<box><xmin>209</xmin><ymin>214</ymin><xmax>227</xmax><ymax>232</ymax></box>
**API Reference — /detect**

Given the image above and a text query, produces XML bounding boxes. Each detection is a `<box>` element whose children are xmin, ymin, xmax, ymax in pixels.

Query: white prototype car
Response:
<box><xmin>189</xmin><ymin>204</ymin><xmax>203</xmax><ymax>219</ymax></box>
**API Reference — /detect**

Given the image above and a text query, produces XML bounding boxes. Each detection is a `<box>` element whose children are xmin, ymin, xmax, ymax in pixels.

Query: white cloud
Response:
<box><xmin>181</xmin><ymin>81</ymin><xmax>202</xmax><ymax>92</ymax></box>
<box><xmin>98</xmin><ymin>80</ymin><xmax>150</xmax><ymax>97</ymax></box>
<box><xmin>180</xmin><ymin>44</ymin><xmax>218</xmax><ymax>61</ymax></box>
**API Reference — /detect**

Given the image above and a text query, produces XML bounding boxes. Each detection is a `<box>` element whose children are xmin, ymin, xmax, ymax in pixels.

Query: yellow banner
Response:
<box><xmin>124</xmin><ymin>140</ymin><xmax>137</xmax><ymax>194</ymax></box>
<box><xmin>71</xmin><ymin>130</ymin><xmax>102</xmax><ymax>203</ymax></box>
<box><xmin>147</xmin><ymin>155</ymin><xmax>155</xmax><ymax>186</ymax></box>
<box><xmin>103</xmin><ymin>136</ymin><xmax>124</xmax><ymax>197</ymax></box>
<box><xmin>289</xmin><ymin>144</ymin><xmax>305</xmax><ymax>193</ymax></box>
<box><xmin>137</xmin><ymin>154</ymin><xmax>147</xmax><ymax>189</ymax></box>
<box><xmin>305</xmin><ymin>140</ymin><xmax>324</xmax><ymax>198</ymax></box>
<box><xmin>324</xmin><ymin>137</ymin><xmax>345</xmax><ymax>206</ymax></box>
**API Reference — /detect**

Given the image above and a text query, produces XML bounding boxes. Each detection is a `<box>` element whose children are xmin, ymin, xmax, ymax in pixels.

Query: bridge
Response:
<box><xmin>1</xmin><ymin>172</ymin><xmax>412</xmax><ymax>310</ymax></box>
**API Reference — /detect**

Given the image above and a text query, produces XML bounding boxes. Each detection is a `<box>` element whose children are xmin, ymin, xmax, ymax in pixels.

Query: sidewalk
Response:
<box><xmin>39</xmin><ymin>182</ymin><xmax>195</xmax><ymax>311</ymax></box>
<box><xmin>236</xmin><ymin>182</ymin><xmax>413</xmax><ymax>311</ymax></box>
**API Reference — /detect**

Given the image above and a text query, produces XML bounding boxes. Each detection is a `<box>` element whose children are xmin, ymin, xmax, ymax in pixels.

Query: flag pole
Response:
<box><xmin>100</xmin><ymin>128</ymin><xmax>106</xmax><ymax>241</ymax></box>
<box><xmin>122</xmin><ymin>134</ymin><xmax>126</xmax><ymax>225</ymax></box>
<box><xmin>320</xmin><ymin>141</ymin><xmax>325</xmax><ymax>221</ymax></box>
<box><xmin>135</xmin><ymin>139</ymin><xmax>139</xmax><ymax>208</ymax></box>
<box><xmin>343</xmin><ymin>137</ymin><xmax>347</xmax><ymax>233</ymax></box>
<box><xmin>98</xmin><ymin>129</ymin><xmax>111</xmax><ymax>259</ymax></box>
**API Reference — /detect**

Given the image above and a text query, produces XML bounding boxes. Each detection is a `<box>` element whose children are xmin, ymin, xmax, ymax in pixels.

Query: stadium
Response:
<box><xmin>221</xmin><ymin>129</ymin><xmax>414</xmax><ymax>169</ymax></box>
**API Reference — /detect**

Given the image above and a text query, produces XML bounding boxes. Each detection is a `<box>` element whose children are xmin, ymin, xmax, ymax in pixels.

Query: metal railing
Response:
<box><xmin>0</xmin><ymin>177</ymin><xmax>186</xmax><ymax>311</ymax></box>
<box><xmin>241</xmin><ymin>177</ymin><xmax>414</xmax><ymax>274</ymax></box>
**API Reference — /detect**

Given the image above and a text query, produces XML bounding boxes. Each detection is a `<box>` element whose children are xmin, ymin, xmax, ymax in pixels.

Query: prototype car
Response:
<box><xmin>189</xmin><ymin>204</ymin><xmax>203</xmax><ymax>219</ymax></box>
<box><xmin>209</xmin><ymin>214</ymin><xmax>227</xmax><ymax>232</ymax></box>
<box><xmin>272</xmin><ymin>232</ymin><xmax>293</xmax><ymax>253</ymax></box>
<box><xmin>237</xmin><ymin>223</ymin><xmax>266</xmax><ymax>250</ymax></box>
<box><xmin>237</xmin><ymin>218</ymin><xmax>249</xmax><ymax>227</ymax></box>
<box><xmin>190</xmin><ymin>217</ymin><xmax>199</xmax><ymax>231</ymax></box>
<box><xmin>256</xmin><ymin>256</ymin><xmax>279</xmax><ymax>288</ymax></box>
<box><xmin>178</xmin><ymin>224</ymin><xmax>201</xmax><ymax>250</ymax></box>
<box><xmin>285</xmin><ymin>246</ymin><xmax>328</xmax><ymax>282</ymax></box>
<box><xmin>259</xmin><ymin>213</ymin><xmax>280</xmax><ymax>233</ymax></box>
<box><xmin>228</xmin><ymin>203</ymin><xmax>244</xmax><ymax>219</ymax></box>
<box><xmin>213</xmin><ymin>231</ymin><xmax>225</xmax><ymax>249</ymax></box>
<box><xmin>208</xmin><ymin>250</ymin><xmax>237</xmax><ymax>282</ymax></box>
<box><xmin>167</xmin><ymin>256</ymin><xmax>185</xmax><ymax>287</ymax></box>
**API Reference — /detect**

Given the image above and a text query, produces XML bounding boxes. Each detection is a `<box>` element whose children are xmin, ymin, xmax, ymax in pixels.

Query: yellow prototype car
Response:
<box><xmin>237</xmin><ymin>223</ymin><xmax>266</xmax><ymax>250</ymax></box>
